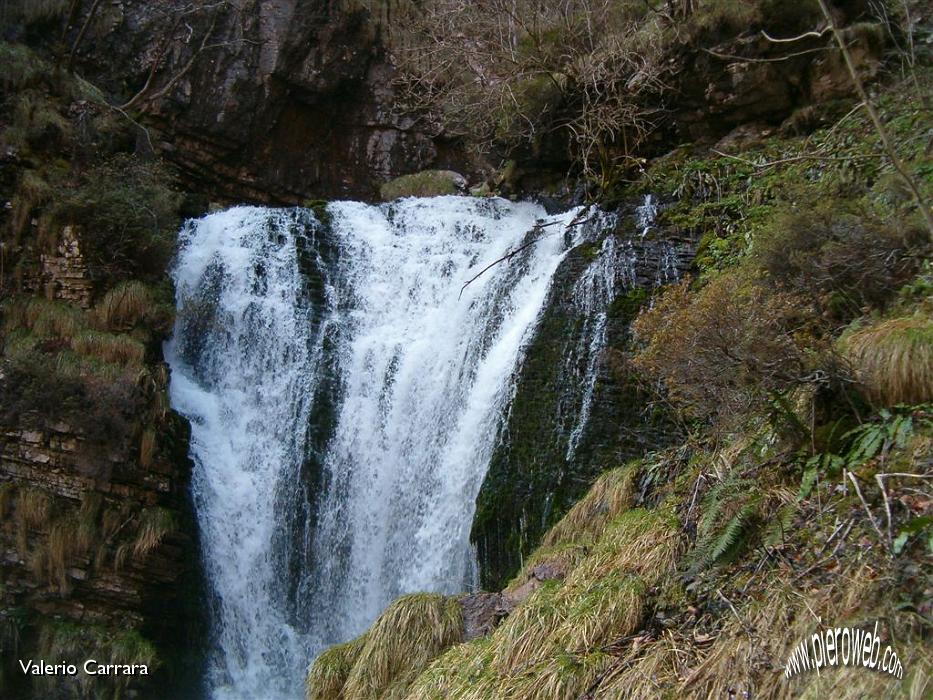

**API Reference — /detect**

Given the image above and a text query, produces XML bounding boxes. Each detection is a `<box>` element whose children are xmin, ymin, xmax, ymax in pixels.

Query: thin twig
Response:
<box><xmin>874</xmin><ymin>474</ymin><xmax>894</xmax><ymax>548</ymax></box>
<box><xmin>761</xmin><ymin>27</ymin><xmax>832</xmax><ymax>43</ymax></box>
<box><xmin>710</xmin><ymin>148</ymin><xmax>883</xmax><ymax>169</ymax></box>
<box><xmin>702</xmin><ymin>45</ymin><xmax>829</xmax><ymax>63</ymax></box>
<box><xmin>458</xmin><ymin>207</ymin><xmax>594</xmax><ymax>299</ymax></box>
<box><xmin>830</xmin><ymin>518</ymin><xmax>855</xmax><ymax>559</ymax></box>
<box><xmin>819</xmin><ymin>516</ymin><xmax>852</xmax><ymax>555</ymax></box>
<box><xmin>846</xmin><ymin>470</ymin><xmax>888</xmax><ymax>551</ymax></box>
<box><xmin>68</xmin><ymin>0</ymin><xmax>105</xmax><ymax>72</ymax></box>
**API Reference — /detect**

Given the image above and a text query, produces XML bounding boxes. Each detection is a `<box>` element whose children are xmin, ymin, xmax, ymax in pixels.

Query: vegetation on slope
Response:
<box><xmin>307</xmin><ymin>23</ymin><xmax>932</xmax><ymax>699</ymax></box>
<box><xmin>0</xmin><ymin>38</ymin><xmax>199</xmax><ymax>699</ymax></box>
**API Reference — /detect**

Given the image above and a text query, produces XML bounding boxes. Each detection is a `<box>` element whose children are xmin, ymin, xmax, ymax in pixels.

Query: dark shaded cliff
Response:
<box><xmin>56</xmin><ymin>0</ymin><xmax>462</xmax><ymax>203</ymax></box>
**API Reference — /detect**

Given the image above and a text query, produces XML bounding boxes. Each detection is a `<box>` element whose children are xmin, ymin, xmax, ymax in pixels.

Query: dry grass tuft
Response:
<box><xmin>0</xmin><ymin>482</ymin><xmax>14</xmax><ymax>521</ymax></box>
<box><xmin>132</xmin><ymin>507</ymin><xmax>175</xmax><ymax>559</ymax></box>
<box><xmin>45</xmin><ymin>517</ymin><xmax>75</xmax><ymax>594</ymax></box>
<box><xmin>796</xmin><ymin>649</ymin><xmax>930</xmax><ymax>700</ymax></box>
<box><xmin>340</xmin><ymin>593</ymin><xmax>463</xmax><ymax>700</ymax></box>
<box><xmin>93</xmin><ymin>281</ymin><xmax>155</xmax><ymax>331</ymax></box>
<box><xmin>305</xmin><ymin>635</ymin><xmax>367</xmax><ymax>700</ymax></box>
<box><xmin>76</xmin><ymin>492</ymin><xmax>102</xmax><ymax>554</ymax></box>
<box><xmin>682</xmin><ymin>563</ymin><xmax>888</xmax><ymax>700</ymax></box>
<box><xmin>593</xmin><ymin>635</ymin><xmax>687</xmax><ymax>699</ymax></box>
<box><xmin>542</xmin><ymin>465</ymin><xmax>635</xmax><ymax>548</ymax></box>
<box><xmin>20</xmin><ymin>298</ymin><xmax>87</xmax><ymax>340</ymax></box>
<box><xmin>15</xmin><ymin>488</ymin><xmax>52</xmax><ymax>555</ymax></box>
<box><xmin>72</xmin><ymin>330</ymin><xmax>146</xmax><ymax>367</ymax></box>
<box><xmin>139</xmin><ymin>427</ymin><xmax>157</xmax><ymax>468</ymax></box>
<box><xmin>843</xmin><ymin>315</ymin><xmax>933</xmax><ymax>406</ymax></box>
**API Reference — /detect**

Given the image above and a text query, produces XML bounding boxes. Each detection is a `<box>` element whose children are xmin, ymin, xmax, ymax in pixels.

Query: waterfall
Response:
<box><xmin>165</xmin><ymin>197</ymin><xmax>590</xmax><ymax>699</ymax></box>
<box><xmin>564</xmin><ymin>231</ymin><xmax>636</xmax><ymax>462</ymax></box>
<box><xmin>636</xmin><ymin>194</ymin><xmax>658</xmax><ymax>237</ymax></box>
<box><xmin>165</xmin><ymin>208</ymin><xmax>331</xmax><ymax>700</ymax></box>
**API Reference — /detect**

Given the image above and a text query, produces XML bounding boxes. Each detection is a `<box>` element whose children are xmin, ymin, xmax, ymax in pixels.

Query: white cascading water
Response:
<box><xmin>564</xmin><ymin>232</ymin><xmax>636</xmax><ymax>462</ymax></box>
<box><xmin>165</xmin><ymin>197</ymin><xmax>592</xmax><ymax>699</ymax></box>
<box><xmin>165</xmin><ymin>208</ymin><xmax>332</xmax><ymax>700</ymax></box>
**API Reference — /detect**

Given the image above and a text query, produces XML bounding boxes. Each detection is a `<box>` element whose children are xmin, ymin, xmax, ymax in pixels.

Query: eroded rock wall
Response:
<box><xmin>62</xmin><ymin>0</ymin><xmax>456</xmax><ymax>203</ymax></box>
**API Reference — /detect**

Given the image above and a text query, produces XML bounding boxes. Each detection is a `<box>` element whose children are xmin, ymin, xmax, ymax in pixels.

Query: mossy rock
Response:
<box><xmin>379</xmin><ymin>170</ymin><xmax>467</xmax><ymax>201</ymax></box>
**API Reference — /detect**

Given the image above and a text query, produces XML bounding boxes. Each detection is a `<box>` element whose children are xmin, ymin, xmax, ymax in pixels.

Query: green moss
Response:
<box><xmin>303</xmin><ymin>199</ymin><xmax>332</xmax><ymax>228</ymax></box>
<box><xmin>472</xmin><ymin>242</ymin><xmax>674</xmax><ymax>589</ymax></box>
<box><xmin>608</xmin><ymin>287</ymin><xmax>648</xmax><ymax>324</ymax></box>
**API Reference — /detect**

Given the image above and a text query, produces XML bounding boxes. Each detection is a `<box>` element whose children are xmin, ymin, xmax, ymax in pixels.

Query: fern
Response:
<box><xmin>697</xmin><ymin>477</ymin><xmax>755</xmax><ymax>536</ymax></box>
<box><xmin>762</xmin><ymin>504</ymin><xmax>796</xmax><ymax>548</ymax></box>
<box><xmin>690</xmin><ymin>475</ymin><xmax>761</xmax><ymax>570</ymax></box>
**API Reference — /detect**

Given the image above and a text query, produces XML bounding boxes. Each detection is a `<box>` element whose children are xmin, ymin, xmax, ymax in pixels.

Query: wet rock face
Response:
<box><xmin>0</xmin><ymin>241</ymin><xmax>203</xmax><ymax>699</ymax></box>
<box><xmin>471</xmin><ymin>200</ymin><xmax>695</xmax><ymax>591</ymax></box>
<box><xmin>0</xmin><ymin>414</ymin><xmax>204</xmax><ymax>699</ymax></box>
<box><xmin>69</xmin><ymin>1</ymin><xmax>456</xmax><ymax>203</ymax></box>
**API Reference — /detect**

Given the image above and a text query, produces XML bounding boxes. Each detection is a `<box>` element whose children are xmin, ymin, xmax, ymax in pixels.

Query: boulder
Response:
<box><xmin>379</xmin><ymin>170</ymin><xmax>468</xmax><ymax>201</ymax></box>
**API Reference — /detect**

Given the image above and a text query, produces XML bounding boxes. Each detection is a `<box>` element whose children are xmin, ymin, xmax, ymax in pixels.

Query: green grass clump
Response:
<box><xmin>305</xmin><ymin>635</ymin><xmax>367</xmax><ymax>700</ymax></box>
<box><xmin>316</xmin><ymin>593</ymin><xmax>463</xmax><ymax>700</ymax></box>
<box><xmin>541</xmin><ymin>464</ymin><xmax>635</xmax><ymax>548</ymax></box>
<box><xmin>404</xmin><ymin>637</ymin><xmax>497</xmax><ymax>700</ymax></box>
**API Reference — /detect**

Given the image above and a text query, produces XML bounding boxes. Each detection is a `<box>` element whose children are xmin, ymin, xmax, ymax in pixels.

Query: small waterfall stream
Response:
<box><xmin>165</xmin><ymin>197</ymin><xmax>595</xmax><ymax>699</ymax></box>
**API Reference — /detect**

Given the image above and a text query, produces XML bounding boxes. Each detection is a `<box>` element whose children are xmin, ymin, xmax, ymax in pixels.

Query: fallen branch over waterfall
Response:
<box><xmin>459</xmin><ymin>206</ymin><xmax>595</xmax><ymax>299</ymax></box>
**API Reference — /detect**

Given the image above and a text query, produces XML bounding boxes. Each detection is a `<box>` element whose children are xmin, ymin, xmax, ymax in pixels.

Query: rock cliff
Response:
<box><xmin>62</xmin><ymin>0</ymin><xmax>461</xmax><ymax>203</ymax></box>
<box><xmin>0</xmin><ymin>225</ymin><xmax>204</xmax><ymax>699</ymax></box>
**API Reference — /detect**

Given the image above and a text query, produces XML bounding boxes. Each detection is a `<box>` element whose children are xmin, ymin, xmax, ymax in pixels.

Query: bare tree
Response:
<box><xmin>119</xmin><ymin>2</ymin><xmax>233</xmax><ymax>114</ymax></box>
<box><xmin>390</xmin><ymin>0</ymin><xmax>670</xmax><ymax>182</ymax></box>
<box><xmin>816</xmin><ymin>0</ymin><xmax>933</xmax><ymax>237</ymax></box>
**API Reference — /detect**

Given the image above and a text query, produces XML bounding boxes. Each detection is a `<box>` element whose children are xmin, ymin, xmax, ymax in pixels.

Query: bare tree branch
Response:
<box><xmin>816</xmin><ymin>0</ymin><xmax>933</xmax><ymax>238</ymax></box>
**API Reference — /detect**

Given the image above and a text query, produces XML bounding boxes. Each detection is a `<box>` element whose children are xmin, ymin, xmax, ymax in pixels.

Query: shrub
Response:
<box><xmin>53</xmin><ymin>155</ymin><xmax>182</xmax><ymax>285</ymax></box>
<box><xmin>753</xmin><ymin>204</ymin><xmax>926</xmax><ymax>322</ymax></box>
<box><xmin>842</xmin><ymin>315</ymin><xmax>933</xmax><ymax>406</ymax></box>
<box><xmin>632</xmin><ymin>274</ymin><xmax>813</xmax><ymax>424</ymax></box>
<box><xmin>392</xmin><ymin>0</ymin><xmax>668</xmax><ymax>178</ymax></box>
